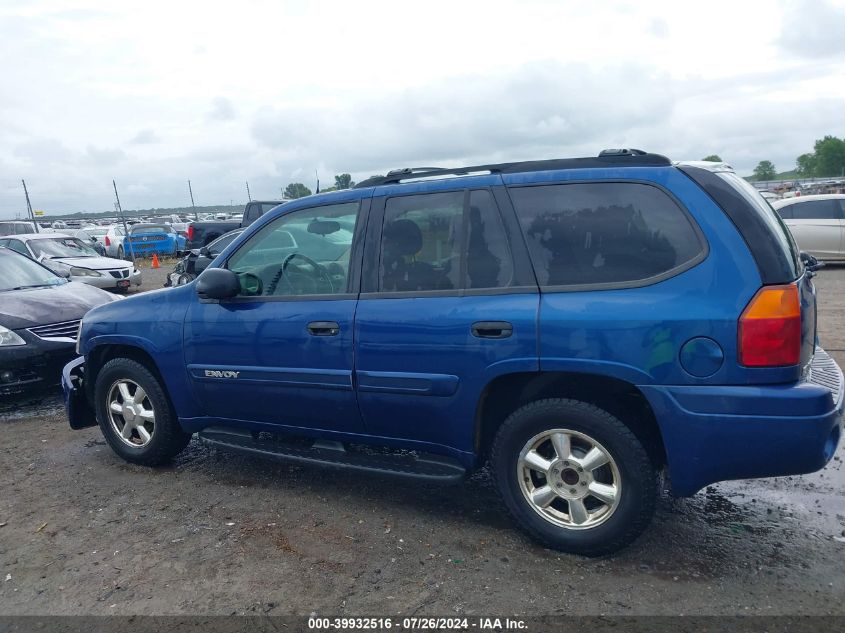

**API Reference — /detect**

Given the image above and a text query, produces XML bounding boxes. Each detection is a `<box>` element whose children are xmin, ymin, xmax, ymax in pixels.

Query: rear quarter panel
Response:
<box><xmin>504</xmin><ymin>166</ymin><xmax>794</xmax><ymax>386</ymax></box>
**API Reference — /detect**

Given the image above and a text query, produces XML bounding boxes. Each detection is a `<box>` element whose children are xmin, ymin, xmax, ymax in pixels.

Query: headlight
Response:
<box><xmin>0</xmin><ymin>325</ymin><xmax>26</xmax><ymax>347</ymax></box>
<box><xmin>70</xmin><ymin>267</ymin><xmax>103</xmax><ymax>277</ymax></box>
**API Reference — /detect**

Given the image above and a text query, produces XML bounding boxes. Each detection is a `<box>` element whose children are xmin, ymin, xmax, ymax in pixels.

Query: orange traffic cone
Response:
<box><xmin>151</xmin><ymin>253</ymin><xmax>160</xmax><ymax>269</ymax></box>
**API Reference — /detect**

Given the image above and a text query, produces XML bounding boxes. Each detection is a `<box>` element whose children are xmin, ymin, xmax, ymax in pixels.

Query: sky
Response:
<box><xmin>1</xmin><ymin>0</ymin><xmax>845</xmax><ymax>217</ymax></box>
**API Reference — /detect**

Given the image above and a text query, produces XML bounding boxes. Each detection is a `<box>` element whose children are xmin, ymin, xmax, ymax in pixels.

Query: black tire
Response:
<box><xmin>117</xmin><ymin>246</ymin><xmax>125</xmax><ymax>260</ymax></box>
<box><xmin>94</xmin><ymin>358</ymin><xmax>191</xmax><ymax>466</ymax></box>
<box><xmin>491</xmin><ymin>398</ymin><xmax>656</xmax><ymax>556</ymax></box>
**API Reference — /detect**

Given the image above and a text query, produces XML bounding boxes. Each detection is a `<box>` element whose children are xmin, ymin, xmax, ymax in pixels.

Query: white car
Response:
<box><xmin>102</xmin><ymin>225</ymin><xmax>127</xmax><ymax>258</ymax></box>
<box><xmin>70</xmin><ymin>226</ymin><xmax>111</xmax><ymax>252</ymax></box>
<box><xmin>0</xmin><ymin>233</ymin><xmax>141</xmax><ymax>291</ymax></box>
<box><xmin>772</xmin><ymin>194</ymin><xmax>845</xmax><ymax>262</ymax></box>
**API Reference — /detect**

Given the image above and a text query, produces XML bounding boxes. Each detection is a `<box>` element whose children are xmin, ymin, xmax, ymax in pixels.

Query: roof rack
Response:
<box><xmin>355</xmin><ymin>150</ymin><xmax>671</xmax><ymax>188</ymax></box>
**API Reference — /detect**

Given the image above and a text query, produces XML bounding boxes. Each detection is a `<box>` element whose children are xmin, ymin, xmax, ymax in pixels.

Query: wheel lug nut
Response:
<box><xmin>569</xmin><ymin>488</ymin><xmax>576</xmax><ymax>494</ymax></box>
<box><xmin>577</xmin><ymin>467</ymin><xmax>583</xmax><ymax>473</ymax></box>
<box><xmin>580</xmin><ymin>482</ymin><xmax>587</xmax><ymax>486</ymax></box>
<box><xmin>563</xmin><ymin>461</ymin><xmax>569</xmax><ymax>466</ymax></box>
<box><xmin>556</xmin><ymin>483</ymin><xmax>562</xmax><ymax>488</ymax></box>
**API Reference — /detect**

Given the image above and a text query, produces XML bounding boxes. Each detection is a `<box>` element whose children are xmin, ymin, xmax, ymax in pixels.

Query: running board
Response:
<box><xmin>198</xmin><ymin>427</ymin><xmax>466</xmax><ymax>482</ymax></box>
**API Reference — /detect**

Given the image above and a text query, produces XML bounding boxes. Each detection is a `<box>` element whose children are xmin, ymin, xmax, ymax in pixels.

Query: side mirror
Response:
<box><xmin>199</xmin><ymin>246</ymin><xmax>211</xmax><ymax>257</ymax></box>
<box><xmin>56</xmin><ymin>269</ymin><xmax>71</xmax><ymax>279</ymax></box>
<box><xmin>196</xmin><ymin>268</ymin><xmax>240</xmax><ymax>300</ymax></box>
<box><xmin>800</xmin><ymin>251</ymin><xmax>824</xmax><ymax>273</ymax></box>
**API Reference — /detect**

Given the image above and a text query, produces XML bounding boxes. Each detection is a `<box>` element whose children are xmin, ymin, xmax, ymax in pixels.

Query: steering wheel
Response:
<box><xmin>266</xmin><ymin>253</ymin><xmax>334</xmax><ymax>296</ymax></box>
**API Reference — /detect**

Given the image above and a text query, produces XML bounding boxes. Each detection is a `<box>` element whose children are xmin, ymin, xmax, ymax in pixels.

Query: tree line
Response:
<box><xmin>703</xmin><ymin>134</ymin><xmax>845</xmax><ymax>182</ymax></box>
<box><xmin>283</xmin><ymin>172</ymin><xmax>358</xmax><ymax>199</ymax></box>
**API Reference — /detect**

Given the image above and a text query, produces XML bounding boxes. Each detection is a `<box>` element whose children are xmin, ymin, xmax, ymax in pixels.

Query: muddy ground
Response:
<box><xmin>1</xmin><ymin>264</ymin><xmax>844</xmax><ymax>616</ymax></box>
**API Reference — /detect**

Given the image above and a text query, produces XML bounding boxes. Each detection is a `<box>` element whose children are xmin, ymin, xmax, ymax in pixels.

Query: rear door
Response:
<box><xmin>354</xmin><ymin>179</ymin><xmax>539</xmax><ymax>456</ymax></box>
<box><xmin>785</xmin><ymin>199</ymin><xmax>843</xmax><ymax>259</ymax></box>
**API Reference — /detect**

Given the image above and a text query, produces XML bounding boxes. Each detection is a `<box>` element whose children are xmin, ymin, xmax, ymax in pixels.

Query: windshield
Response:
<box><xmin>29</xmin><ymin>237</ymin><xmax>99</xmax><ymax>259</ymax></box>
<box><xmin>0</xmin><ymin>251</ymin><xmax>65</xmax><ymax>291</ymax></box>
<box><xmin>131</xmin><ymin>225</ymin><xmax>170</xmax><ymax>235</ymax></box>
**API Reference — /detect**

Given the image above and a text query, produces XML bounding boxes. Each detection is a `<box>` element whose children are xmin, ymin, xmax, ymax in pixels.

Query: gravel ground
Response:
<box><xmin>1</xmin><ymin>265</ymin><xmax>844</xmax><ymax>616</ymax></box>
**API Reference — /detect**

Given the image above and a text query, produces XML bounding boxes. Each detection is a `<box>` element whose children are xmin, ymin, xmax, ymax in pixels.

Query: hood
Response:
<box><xmin>0</xmin><ymin>281</ymin><xmax>118</xmax><ymax>330</ymax></box>
<box><xmin>42</xmin><ymin>256</ymin><xmax>131</xmax><ymax>271</ymax></box>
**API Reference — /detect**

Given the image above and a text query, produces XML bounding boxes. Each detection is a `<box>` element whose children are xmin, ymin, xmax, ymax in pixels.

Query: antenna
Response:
<box><xmin>245</xmin><ymin>181</ymin><xmax>252</xmax><ymax>202</ymax></box>
<box><xmin>113</xmin><ymin>180</ymin><xmax>136</xmax><ymax>263</ymax></box>
<box><xmin>188</xmin><ymin>180</ymin><xmax>197</xmax><ymax>221</ymax></box>
<box><xmin>21</xmin><ymin>179</ymin><xmax>39</xmax><ymax>233</ymax></box>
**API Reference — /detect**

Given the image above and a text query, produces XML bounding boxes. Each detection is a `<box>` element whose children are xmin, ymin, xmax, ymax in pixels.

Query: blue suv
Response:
<box><xmin>63</xmin><ymin>150</ymin><xmax>844</xmax><ymax>555</ymax></box>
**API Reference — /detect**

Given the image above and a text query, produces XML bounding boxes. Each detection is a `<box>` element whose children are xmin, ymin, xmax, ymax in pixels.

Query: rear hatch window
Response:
<box><xmin>716</xmin><ymin>172</ymin><xmax>801</xmax><ymax>280</ymax></box>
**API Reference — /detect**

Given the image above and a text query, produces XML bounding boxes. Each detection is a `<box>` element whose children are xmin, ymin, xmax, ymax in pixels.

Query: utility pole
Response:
<box><xmin>315</xmin><ymin>170</ymin><xmax>320</xmax><ymax>194</ymax></box>
<box><xmin>21</xmin><ymin>179</ymin><xmax>39</xmax><ymax>232</ymax></box>
<box><xmin>188</xmin><ymin>180</ymin><xmax>197</xmax><ymax>221</ymax></box>
<box><xmin>113</xmin><ymin>180</ymin><xmax>135</xmax><ymax>263</ymax></box>
<box><xmin>245</xmin><ymin>181</ymin><xmax>252</xmax><ymax>202</ymax></box>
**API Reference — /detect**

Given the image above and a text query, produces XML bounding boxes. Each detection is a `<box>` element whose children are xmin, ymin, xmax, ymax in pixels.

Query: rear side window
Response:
<box><xmin>510</xmin><ymin>182</ymin><xmax>705</xmax><ymax>288</ymax></box>
<box><xmin>379</xmin><ymin>190</ymin><xmax>515</xmax><ymax>293</ymax></box>
<box><xmin>789</xmin><ymin>199</ymin><xmax>843</xmax><ymax>220</ymax></box>
<box><xmin>380</xmin><ymin>192</ymin><xmax>463</xmax><ymax>292</ymax></box>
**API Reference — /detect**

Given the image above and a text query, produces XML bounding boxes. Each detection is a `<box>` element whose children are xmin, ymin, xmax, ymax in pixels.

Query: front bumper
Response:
<box><xmin>76</xmin><ymin>267</ymin><xmax>141</xmax><ymax>290</ymax></box>
<box><xmin>62</xmin><ymin>356</ymin><xmax>97</xmax><ymax>429</ymax></box>
<box><xmin>1</xmin><ymin>337</ymin><xmax>77</xmax><ymax>395</ymax></box>
<box><xmin>642</xmin><ymin>347</ymin><xmax>844</xmax><ymax>496</ymax></box>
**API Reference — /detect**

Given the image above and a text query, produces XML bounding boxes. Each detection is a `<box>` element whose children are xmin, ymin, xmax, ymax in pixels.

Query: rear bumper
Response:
<box><xmin>62</xmin><ymin>356</ymin><xmax>97</xmax><ymax>429</ymax></box>
<box><xmin>642</xmin><ymin>347</ymin><xmax>844</xmax><ymax>496</ymax></box>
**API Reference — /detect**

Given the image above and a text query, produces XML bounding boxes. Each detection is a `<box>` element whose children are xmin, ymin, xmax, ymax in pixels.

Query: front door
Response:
<box><xmin>184</xmin><ymin>198</ymin><xmax>368</xmax><ymax>433</ymax></box>
<box><xmin>354</xmin><ymin>183</ymin><xmax>540</xmax><ymax>457</ymax></box>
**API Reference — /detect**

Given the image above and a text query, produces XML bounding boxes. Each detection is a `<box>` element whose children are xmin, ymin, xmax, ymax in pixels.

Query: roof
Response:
<box><xmin>355</xmin><ymin>150</ymin><xmax>672</xmax><ymax>188</ymax></box>
<box><xmin>772</xmin><ymin>193</ymin><xmax>845</xmax><ymax>208</ymax></box>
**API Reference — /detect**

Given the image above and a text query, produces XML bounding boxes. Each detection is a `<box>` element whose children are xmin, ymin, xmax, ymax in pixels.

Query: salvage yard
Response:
<box><xmin>1</xmin><ymin>266</ymin><xmax>844</xmax><ymax>616</ymax></box>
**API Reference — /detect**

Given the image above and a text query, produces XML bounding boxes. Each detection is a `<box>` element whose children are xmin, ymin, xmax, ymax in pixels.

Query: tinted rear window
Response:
<box><xmin>716</xmin><ymin>172</ymin><xmax>800</xmax><ymax>279</ymax></box>
<box><xmin>509</xmin><ymin>182</ymin><xmax>705</xmax><ymax>288</ymax></box>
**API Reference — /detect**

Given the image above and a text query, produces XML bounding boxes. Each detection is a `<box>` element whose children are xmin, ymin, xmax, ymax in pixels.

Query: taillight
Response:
<box><xmin>738</xmin><ymin>284</ymin><xmax>801</xmax><ymax>367</ymax></box>
<box><xmin>187</xmin><ymin>225</ymin><xmax>194</xmax><ymax>241</ymax></box>
<box><xmin>104</xmin><ymin>235</ymin><xmax>111</xmax><ymax>246</ymax></box>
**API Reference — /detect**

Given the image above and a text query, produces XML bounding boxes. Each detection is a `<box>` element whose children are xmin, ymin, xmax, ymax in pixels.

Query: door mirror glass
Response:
<box><xmin>196</xmin><ymin>268</ymin><xmax>240</xmax><ymax>300</ymax></box>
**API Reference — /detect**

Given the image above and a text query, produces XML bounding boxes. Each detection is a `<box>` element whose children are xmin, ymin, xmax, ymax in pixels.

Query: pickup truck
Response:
<box><xmin>185</xmin><ymin>200</ymin><xmax>283</xmax><ymax>250</ymax></box>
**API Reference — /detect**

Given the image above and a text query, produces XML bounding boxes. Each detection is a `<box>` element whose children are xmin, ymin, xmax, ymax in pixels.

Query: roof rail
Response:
<box><xmin>354</xmin><ymin>151</ymin><xmax>671</xmax><ymax>189</ymax></box>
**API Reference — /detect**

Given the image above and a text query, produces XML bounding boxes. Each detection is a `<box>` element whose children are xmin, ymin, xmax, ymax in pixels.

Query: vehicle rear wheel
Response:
<box><xmin>117</xmin><ymin>245</ymin><xmax>125</xmax><ymax>260</ymax></box>
<box><xmin>94</xmin><ymin>358</ymin><xmax>191</xmax><ymax>466</ymax></box>
<box><xmin>491</xmin><ymin>398</ymin><xmax>656</xmax><ymax>556</ymax></box>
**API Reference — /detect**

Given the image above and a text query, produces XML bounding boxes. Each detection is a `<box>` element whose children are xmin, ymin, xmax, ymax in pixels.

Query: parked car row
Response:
<box><xmin>0</xmin><ymin>234</ymin><xmax>141</xmax><ymax>291</ymax></box>
<box><xmin>0</xmin><ymin>248</ymin><xmax>122</xmax><ymax>395</ymax></box>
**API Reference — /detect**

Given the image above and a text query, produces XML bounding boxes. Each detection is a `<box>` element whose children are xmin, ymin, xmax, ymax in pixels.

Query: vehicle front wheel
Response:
<box><xmin>491</xmin><ymin>398</ymin><xmax>656</xmax><ymax>556</ymax></box>
<box><xmin>94</xmin><ymin>358</ymin><xmax>191</xmax><ymax>466</ymax></box>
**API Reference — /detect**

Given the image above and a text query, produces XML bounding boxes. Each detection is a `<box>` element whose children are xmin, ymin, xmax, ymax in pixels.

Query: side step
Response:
<box><xmin>198</xmin><ymin>427</ymin><xmax>467</xmax><ymax>482</ymax></box>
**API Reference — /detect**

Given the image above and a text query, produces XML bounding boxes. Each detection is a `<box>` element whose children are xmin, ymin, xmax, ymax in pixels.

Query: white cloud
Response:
<box><xmin>0</xmin><ymin>0</ymin><xmax>843</xmax><ymax>216</ymax></box>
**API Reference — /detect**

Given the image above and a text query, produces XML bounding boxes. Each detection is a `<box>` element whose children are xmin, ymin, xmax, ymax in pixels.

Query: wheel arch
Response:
<box><xmin>474</xmin><ymin>371</ymin><xmax>667</xmax><ymax>470</ymax></box>
<box><xmin>85</xmin><ymin>343</ymin><xmax>172</xmax><ymax>411</ymax></box>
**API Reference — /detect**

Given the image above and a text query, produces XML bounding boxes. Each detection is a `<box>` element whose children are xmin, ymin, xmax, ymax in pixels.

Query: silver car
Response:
<box><xmin>773</xmin><ymin>194</ymin><xmax>845</xmax><ymax>262</ymax></box>
<box><xmin>0</xmin><ymin>233</ymin><xmax>142</xmax><ymax>291</ymax></box>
